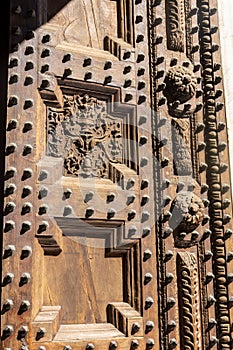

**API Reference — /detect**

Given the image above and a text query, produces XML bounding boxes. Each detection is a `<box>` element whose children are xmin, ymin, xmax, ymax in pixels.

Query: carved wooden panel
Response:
<box><xmin>1</xmin><ymin>0</ymin><xmax>233</xmax><ymax>350</ymax></box>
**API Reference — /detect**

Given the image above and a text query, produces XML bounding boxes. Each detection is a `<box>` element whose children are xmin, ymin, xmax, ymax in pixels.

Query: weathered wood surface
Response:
<box><xmin>1</xmin><ymin>0</ymin><xmax>233</xmax><ymax>350</ymax></box>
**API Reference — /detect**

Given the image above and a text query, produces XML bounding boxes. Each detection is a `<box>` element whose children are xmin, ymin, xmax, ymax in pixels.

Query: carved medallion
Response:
<box><xmin>169</xmin><ymin>191</ymin><xmax>205</xmax><ymax>233</ymax></box>
<box><xmin>47</xmin><ymin>94</ymin><xmax>123</xmax><ymax>178</ymax></box>
<box><xmin>163</xmin><ymin>65</ymin><xmax>197</xmax><ymax>117</ymax></box>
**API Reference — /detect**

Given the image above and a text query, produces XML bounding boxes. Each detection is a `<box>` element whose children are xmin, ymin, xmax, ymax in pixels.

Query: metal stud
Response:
<box><xmin>107</xmin><ymin>193</ymin><xmax>115</xmax><ymax>203</ymax></box>
<box><xmin>18</xmin><ymin>326</ymin><xmax>29</xmax><ymax>339</ymax></box>
<box><xmin>139</xmin><ymin>115</ymin><xmax>147</xmax><ymax>124</ymax></box>
<box><xmin>161</xmin><ymin>158</ymin><xmax>169</xmax><ymax>168</ymax></box>
<box><xmin>167</xmin><ymin>297</ymin><xmax>176</xmax><ymax>309</ymax></box>
<box><xmin>169</xmin><ymin>339</ymin><xmax>178</xmax><ymax>349</ymax></box>
<box><xmin>167</xmin><ymin>320</ymin><xmax>176</xmax><ymax>332</ymax></box>
<box><xmin>38</xmin><ymin>187</ymin><xmax>48</xmax><ymax>199</ymax></box>
<box><xmin>131</xmin><ymin>340</ymin><xmax>139</xmax><ymax>349</ymax></box>
<box><xmin>128</xmin><ymin>226</ymin><xmax>137</xmax><ymax>237</ymax></box>
<box><xmin>141</xmin><ymin>179</ymin><xmax>149</xmax><ymax>190</ymax></box>
<box><xmin>3</xmin><ymin>245</ymin><xmax>16</xmax><ymax>259</ymax></box>
<box><xmin>19</xmin><ymin>300</ymin><xmax>31</xmax><ymax>314</ymax></box>
<box><xmin>207</xmin><ymin>295</ymin><xmax>216</xmax><ymax>307</ymax></box>
<box><xmin>204</xmin><ymin>250</ymin><xmax>213</xmax><ymax>261</ymax></box>
<box><xmin>132</xmin><ymin>322</ymin><xmax>140</xmax><ymax>334</ymax></box>
<box><xmin>2</xmin><ymin>299</ymin><xmax>14</xmax><ymax>313</ymax></box>
<box><xmin>141</xmin><ymin>195</ymin><xmax>149</xmax><ymax>206</ymax></box>
<box><xmin>146</xmin><ymin>339</ymin><xmax>155</xmax><ymax>349</ymax></box>
<box><xmin>137</xmin><ymin>53</ymin><xmax>145</xmax><ymax>62</ymax></box>
<box><xmin>141</xmin><ymin>211</ymin><xmax>150</xmax><ymax>222</ymax></box>
<box><xmin>123</xmin><ymin>51</ymin><xmax>131</xmax><ymax>60</ymax></box>
<box><xmin>21</xmin><ymin>221</ymin><xmax>32</xmax><ymax>235</ymax></box>
<box><xmin>165</xmin><ymin>273</ymin><xmax>174</xmax><ymax>284</ymax></box>
<box><xmin>227</xmin><ymin>252</ymin><xmax>233</xmax><ymax>262</ymax></box>
<box><xmin>38</xmin><ymin>170</ymin><xmax>48</xmax><ymax>181</ymax></box>
<box><xmin>145</xmin><ymin>321</ymin><xmax>154</xmax><ymax>333</ymax></box>
<box><xmin>104</xmin><ymin>61</ymin><xmax>112</xmax><ymax>70</ymax></box>
<box><xmin>128</xmin><ymin>210</ymin><xmax>136</xmax><ymax>221</ymax></box>
<box><xmin>205</xmin><ymin>272</ymin><xmax>215</xmax><ymax>284</ymax></box>
<box><xmin>6</xmin><ymin>143</ymin><xmax>17</xmax><ymax>155</ymax></box>
<box><xmin>127</xmin><ymin>178</ymin><xmax>135</xmax><ymax>189</ymax></box>
<box><xmin>222</xmin><ymin>184</ymin><xmax>230</xmax><ymax>194</ymax></box>
<box><xmin>104</xmin><ymin>76</ymin><xmax>112</xmax><ymax>84</ymax></box>
<box><xmin>143</xmin><ymin>249</ymin><xmax>152</xmax><ymax>261</ymax></box>
<box><xmin>84</xmin><ymin>72</ymin><xmax>92</xmax><ymax>80</ymax></box>
<box><xmin>86</xmin><ymin>344</ymin><xmax>95</xmax><ymax>350</ymax></box>
<box><xmin>36</xmin><ymin>328</ymin><xmax>46</xmax><ymax>341</ymax></box>
<box><xmin>142</xmin><ymin>227</ymin><xmax>151</xmax><ymax>238</ymax></box>
<box><xmin>37</xmin><ymin>221</ymin><xmax>49</xmax><ymax>233</ymax></box>
<box><xmin>107</xmin><ymin>209</ymin><xmax>116</xmax><ymax>219</ymax></box>
<box><xmin>123</xmin><ymin>66</ymin><xmax>131</xmax><ymax>74</ymax></box>
<box><xmin>223</xmin><ymin>215</ymin><xmax>231</xmax><ymax>225</ymax></box>
<box><xmin>21</xmin><ymin>168</ymin><xmax>32</xmax><ymax>181</ymax></box>
<box><xmin>4</xmin><ymin>220</ymin><xmax>15</xmax><ymax>232</ymax></box>
<box><xmin>208</xmin><ymin>318</ymin><xmax>217</xmax><ymax>330</ymax></box>
<box><xmin>19</xmin><ymin>273</ymin><xmax>31</xmax><ymax>286</ymax></box>
<box><xmin>4</xmin><ymin>202</ymin><xmax>16</xmax><ymax>215</ymax></box>
<box><xmin>2</xmin><ymin>273</ymin><xmax>14</xmax><ymax>286</ymax></box>
<box><xmin>144</xmin><ymin>273</ymin><xmax>153</xmax><ymax>284</ymax></box>
<box><xmin>109</xmin><ymin>341</ymin><xmax>117</xmax><ymax>350</ymax></box>
<box><xmin>127</xmin><ymin>194</ymin><xmax>136</xmax><ymax>205</ymax></box>
<box><xmin>164</xmin><ymin>250</ymin><xmax>174</xmax><ymax>262</ymax></box>
<box><xmin>21</xmin><ymin>202</ymin><xmax>32</xmax><ymax>215</ymax></box>
<box><xmin>84</xmin><ymin>191</ymin><xmax>94</xmax><ymax>203</ymax></box>
<box><xmin>86</xmin><ymin>208</ymin><xmax>94</xmax><ymax>218</ymax></box>
<box><xmin>63</xmin><ymin>205</ymin><xmax>73</xmax><ymax>216</ymax></box>
<box><xmin>125</xmin><ymin>93</ymin><xmax>133</xmax><ymax>102</ymax></box>
<box><xmin>163</xmin><ymin>227</ymin><xmax>173</xmax><ymax>238</ymax></box>
<box><xmin>145</xmin><ymin>297</ymin><xmax>154</xmax><ymax>309</ymax></box>
<box><xmin>21</xmin><ymin>246</ymin><xmax>32</xmax><ymax>259</ymax></box>
<box><xmin>5</xmin><ymin>184</ymin><xmax>17</xmax><ymax>197</ymax></box>
<box><xmin>2</xmin><ymin>325</ymin><xmax>14</xmax><ymax>339</ymax></box>
<box><xmin>209</xmin><ymin>337</ymin><xmax>218</xmax><ymax>347</ymax></box>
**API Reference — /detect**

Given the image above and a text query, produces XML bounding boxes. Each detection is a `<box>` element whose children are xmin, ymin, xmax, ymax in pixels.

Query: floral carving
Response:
<box><xmin>169</xmin><ymin>191</ymin><xmax>205</xmax><ymax>233</ymax></box>
<box><xmin>47</xmin><ymin>94</ymin><xmax>123</xmax><ymax>178</ymax></box>
<box><xmin>164</xmin><ymin>66</ymin><xmax>197</xmax><ymax>104</ymax></box>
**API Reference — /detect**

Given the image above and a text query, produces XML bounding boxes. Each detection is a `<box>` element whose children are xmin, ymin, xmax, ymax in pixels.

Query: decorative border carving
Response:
<box><xmin>177</xmin><ymin>252</ymin><xmax>202</xmax><ymax>350</ymax></box>
<box><xmin>198</xmin><ymin>1</ymin><xmax>231</xmax><ymax>348</ymax></box>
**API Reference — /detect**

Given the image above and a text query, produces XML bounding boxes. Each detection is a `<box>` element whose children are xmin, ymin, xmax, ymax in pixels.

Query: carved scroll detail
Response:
<box><xmin>166</xmin><ymin>0</ymin><xmax>185</xmax><ymax>52</ymax></box>
<box><xmin>47</xmin><ymin>94</ymin><xmax>123</xmax><ymax>178</ymax></box>
<box><xmin>177</xmin><ymin>252</ymin><xmax>202</xmax><ymax>350</ymax></box>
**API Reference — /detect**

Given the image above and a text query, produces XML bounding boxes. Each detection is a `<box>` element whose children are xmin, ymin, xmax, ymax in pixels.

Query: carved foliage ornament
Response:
<box><xmin>169</xmin><ymin>191</ymin><xmax>205</xmax><ymax>233</ymax></box>
<box><xmin>166</xmin><ymin>0</ymin><xmax>185</xmax><ymax>52</ymax></box>
<box><xmin>47</xmin><ymin>94</ymin><xmax>123</xmax><ymax>178</ymax></box>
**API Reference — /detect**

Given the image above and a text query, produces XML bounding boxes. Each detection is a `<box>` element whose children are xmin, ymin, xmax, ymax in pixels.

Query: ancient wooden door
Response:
<box><xmin>1</xmin><ymin>1</ymin><xmax>233</xmax><ymax>350</ymax></box>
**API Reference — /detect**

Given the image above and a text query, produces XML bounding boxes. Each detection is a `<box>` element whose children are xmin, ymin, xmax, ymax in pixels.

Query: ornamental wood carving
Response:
<box><xmin>1</xmin><ymin>0</ymin><xmax>233</xmax><ymax>350</ymax></box>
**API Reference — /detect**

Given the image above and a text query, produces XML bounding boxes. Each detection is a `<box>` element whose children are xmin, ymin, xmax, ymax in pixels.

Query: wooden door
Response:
<box><xmin>1</xmin><ymin>1</ymin><xmax>233</xmax><ymax>350</ymax></box>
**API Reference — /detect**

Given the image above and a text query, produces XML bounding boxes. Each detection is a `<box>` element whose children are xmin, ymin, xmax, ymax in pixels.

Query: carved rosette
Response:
<box><xmin>177</xmin><ymin>252</ymin><xmax>202</xmax><ymax>350</ymax></box>
<box><xmin>164</xmin><ymin>65</ymin><xmax>197</xmax><ymax>117</ymax></box>
<box><xmin>47</xmin><ymin>94</ymin><xmax>123</xmax><ymax>178</ymax></box>
<box><xmin>169</xmin><ymin>191</ymin><xmax>205</xmax><ymax>234</ymax></box>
